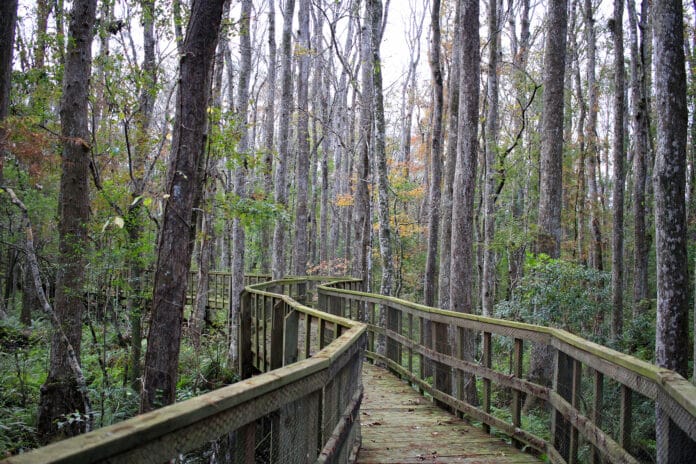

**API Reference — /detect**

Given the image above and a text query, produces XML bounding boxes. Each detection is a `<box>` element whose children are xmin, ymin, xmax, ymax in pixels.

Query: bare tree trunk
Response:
<box><xmin>260</xmin><ymin>0</ymin><xmax>276</xmax><ymax>274</ymax></box>
<box><xmin>0</xmin><ymin>0</ymin><xmax>18</xmax><ymax>182</ymax></box>
<box><xmin>529</xmin><ymin>0</ymin><xmax>567</xmax><ymax>404</ymax></box>
<box><xmin>293</xmin><ymin>0</ymin><xmax>311</xmax><ymax>276</ymax></box>
<box><xmin>652</xmin><ymin>0</ymin><xmax>693</xmax><ymax>460</ymax></box>
<box><xmin>610</xmin><ymin>0</ymin><xmax>625</xmax><ymax>340</ymax></box>
<box><xmin>438</xmin><ymin>0</ymin><xmax>461</xmax><ymax>311</ymax></box>
<box><xmin>271</xmin><ymin>0</ymin><xmax>296</xmax><ymax>280</ymax></box>
<box><xmin>353</xmin><ymin>2</ymin><xmax>373</xmax><ymax>287</ymax></box>
<box><xmin>229</xmin><ymin>0</ymin><xmax>253</xmax><ymax>367</ymax></box>
<box><xmin>37</xmin><ymin>0</ymin><xmax>97</xmax><ymax>441</ymax></box>
<box><xmin>482</xmin><ymin>0</ymin><xmax>500</xmax><ymax>317</ymax></box>
<box><xmin>424</xmin><ymin>0</ymin><xmax>443</xmax><ymax>308</ymax></box>
<box><xmin>584</xmin><ymin>0</ymin><xmax>603</xmax><ymax>271</ymax></box>
<box><xmin>627</xmin><ymin>0</ymin><xmax>650</xmax><ymax>314</ymax></box>
<box><xmin>141</xmin><ymin>0</ymin><xmax>225</xmax><ymax>412</ymax></box>
<box><xmin>450</xmin><ymin>0</ymin><xmax>480</xmax><ymax>405</ymax></box>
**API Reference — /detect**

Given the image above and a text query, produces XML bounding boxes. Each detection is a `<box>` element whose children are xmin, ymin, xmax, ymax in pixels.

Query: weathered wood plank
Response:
<box><xmin>357</xmin><ymin>363</ymin><xmax>540</xmax><ymax>464</ymax></box>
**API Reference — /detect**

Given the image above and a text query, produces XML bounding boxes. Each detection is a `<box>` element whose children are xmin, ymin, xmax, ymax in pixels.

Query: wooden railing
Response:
<box><xmin>3</xmin><ymin>276</ymin><xmax>365</xmax><ymax>464</ymax></box>
<box><xmin>317</xmin><ymin>280</ymin><xmax>696</xmax><ymax>464</ymax></box>
<box><xmin>186</xmin><ymin>270</ymin><xmax>270</xmax><ymax>311</ymax></box>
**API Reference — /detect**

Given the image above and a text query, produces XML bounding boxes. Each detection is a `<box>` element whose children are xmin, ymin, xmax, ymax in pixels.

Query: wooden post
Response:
<box><xmin>619</xmin><ymin>384</ymin><xmax>632</xmax><ymax>453</ymax></box>
<box><xmin>482</xmin><ymin>332</ymin><xmax>492</xmax><ymax>434</ymax></box>
<box><xmin>283</xmin><ymin>308</ymin><xmax>299</xmax><ymax>365</ymax></box>
<box><xmin>238</xmin><ymin>291</ymin><xmax>253</xmax><ymax>379</ymax></box>
<box><xmin>304</xmin><ymin>313</ymin><xmax>312</xmax><ymax>359</ymax></box>
<box><xmin>512</xmin><ymin>338</ymin><xmax>523</xmax><ymax>448</ymax></box>
<box><xmin>570</xmin><ymin>359</ymin><xmax>581</xmax><ymax>463</ymax></box>
<box><xmin>553</xmin><ymin>349</ymin><xmax>573</xmax><ymax>460</ymax></box>
<box><xmin>270</xmin><ymin>300</ymin><xmax>284</xmax><ymax>369</ymax></box>
<box><xmin>590</xmin><ymin>370</ymin><xmax>603</xmax><ymax>464</ymax></box>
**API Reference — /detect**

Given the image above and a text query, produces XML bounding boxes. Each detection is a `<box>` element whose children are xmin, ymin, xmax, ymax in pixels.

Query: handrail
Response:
<box><xmin>317</xmin><ymin>281</ymin><xmax>696</xmax><ymax>464</ymax></box>
<box><xmin>3</xmin><ymin>276</ymin><xmax>366</xmax><ymax>464</ymax></box>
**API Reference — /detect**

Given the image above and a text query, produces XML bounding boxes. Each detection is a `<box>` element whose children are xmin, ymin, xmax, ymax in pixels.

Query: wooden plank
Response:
<box><xmin>357</xmin><ymin>363</ymin><xmax>540</xmax><ymax>464</ymax></box>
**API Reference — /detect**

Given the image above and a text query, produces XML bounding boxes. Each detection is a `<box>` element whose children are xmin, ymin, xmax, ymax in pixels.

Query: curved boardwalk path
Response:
<box><xmin>358</xmin><ymin>363</ymin><xmax>540</xmax><ymax>463</ymax></box>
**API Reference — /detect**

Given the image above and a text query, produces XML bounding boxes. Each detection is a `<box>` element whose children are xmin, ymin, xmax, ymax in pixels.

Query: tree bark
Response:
<box><xmin>482</xmin><ymin>0</ymin><xmax>501</xmax><ymax>317</ymax></box>
<box><xmin>271</xmin><ymin>0</ymin><xmax>296</xmax><ymax>280</ymax></box>
<box><xmin>610</xmin><ymin>0</ymin><xmax>625</xmax><ymax>340</ymax></box>
<box><xmin>627</xmin><ymin>0</ymin><xmax>650</xmax><ymax>313</ymax></box>
<box><xmin>37</xmin><ymin>0</ymin><xmax>97</xmax><ymax>441</ymax></box>
<box><xmin>0</xmin><ymin>0</ymin><xmax>18</xmax><ymax>182</ymax></box>
<box><xmin>229</xmin><ymin>0</ymin><xmax>253</xmax><ymax>366</ymax></box>
<box><xmin>529</xmin><ymin>0</ymin><xmax>567</xmax><ymax>400</ymax></box>
<box><xmin>293</xmin><ymin>0</ymin><xmax>311</xmax><ymax>276</ymax></box>
<box><xmin>450</xmin><ymin>0</ymin><xmax>480</xmax><ymax>405</ymax></box>
<box><xmin>141</xmin><ymin>0</ymin><xmax>225</xmax><ymax>412</ymax></box>
<box><xmin>261</xmin><ymin>0</ymin><xmax>276</xmax><ymax>274</ymax></box>
<box><xmin>653</xmin><ymin>0</ymin><xmax>691</xmax><ymax>460</ymax></box>
<box><xmin>424</xmin><ymin>0</ymin><xmax>444</xmax><ymax>308</ymax></box>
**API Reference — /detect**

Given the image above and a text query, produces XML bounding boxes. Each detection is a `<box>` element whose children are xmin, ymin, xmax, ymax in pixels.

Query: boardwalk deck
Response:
<box><xmin>358</xmin><ymin>363</ymin><xmax>541</xmax><ymax>463</ymax></box>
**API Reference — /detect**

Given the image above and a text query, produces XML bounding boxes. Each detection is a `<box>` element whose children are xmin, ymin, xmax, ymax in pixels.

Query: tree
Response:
<box><xmin>529</xmin><ymin>0</ymin><xmax>567</xmax><ymax>394</ymax></box>
<box><xmin>293</xmin><ymin>0</ymin><xmax>311</xmax><ymax>276</ymax></box>
<box><xmin>272</xmin><ymin>0</ymin><xmax>296</xmax><ymax>280</ymax></box>
<box><xmin>652</xmin><ymin>0</ymin><xmax>694</xmax><ymax>460</ymax></box>
<box><xmin>424</xmin><ymin>0</ymin><xmax>444</xmax><ymax>308</ymax></box>
<box><xmin>37</xmin><ymin>0</ymin><xmax>97</xmax><ymax>441</ymax></box>
<box><xmin>450</xmin><ymin>0</ymin><xmax>480</xmax><ymax>404</ymax></box>
<box><xmin>0</xmin><ymin>0</ymin><xmax>18</xmax><ymax>183</ymax></box>
<box><xmin>141</xmin><ymin>0</ymin><xmax>226</xmax><ymax>412</ymax></box>
<box><xmin>610</xmin><ymin>0</ymin><xmax>625</xmax><ymax>339</ymax></box>
<box><xmin>482</xmin><ymin>0</ymin><xmax>501</xmax><ymax>317</ymax></box>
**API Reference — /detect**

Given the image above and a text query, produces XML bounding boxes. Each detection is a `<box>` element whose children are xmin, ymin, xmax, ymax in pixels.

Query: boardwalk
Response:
<box><xmin>357</xmin><ymin>363</ymin><xmax>541</xmax><ymax>463</ymax></box>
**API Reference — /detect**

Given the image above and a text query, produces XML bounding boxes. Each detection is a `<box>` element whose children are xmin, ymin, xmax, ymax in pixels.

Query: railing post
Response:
<box><xmin>570</xmin><ymin>359</ymin><xmax>581</xmax><ymax>463</ymax></box>
<box><xmin>591</xmin><ymin>370</ymin><xmax>603</xmax><ymax>464</ymax></box>
<box><xmin>656</xmin><ymin>405</ymin><xmax>696</xmax><ymax>463</ymax></box>
<box><xmin>482</xmin><ymin>332</ymin><xmax>492</xmax><ymax>434</ymax></box>
<box><xmin>552</xmin><ymin>349</ymin><xmax>573</xmax><ymax>460</ymax></box>
<box><xmin>512</xmin><ymin>338</ymin><xmax>523</xmax><ymax>448</ymax></box>
<box><xmin>270</xmin><ymin>300</ymin><xmax>284</xmax><ymax>370</ymax></box>
<box><xmin>238</xmin><ymin>291</ymin><xmax>253</xmax><ymax>379</ymax></box>
<box><xmin>283</xmin><ymin>309</ymin><xmax>299</xmax><ymax>365</ymax></box>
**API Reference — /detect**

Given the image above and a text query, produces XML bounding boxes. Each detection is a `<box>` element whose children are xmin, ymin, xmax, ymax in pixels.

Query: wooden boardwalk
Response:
<box><xmin>357</xmin><ymin>363</ymin><xmax>541</xmax><ymax>463</ymax></box>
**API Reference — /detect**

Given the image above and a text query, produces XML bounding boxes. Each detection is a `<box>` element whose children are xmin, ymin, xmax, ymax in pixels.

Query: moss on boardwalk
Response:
<box><xmin>358</xmin><ymin>363</ymin><xmax>541</xmax><ymax>463</ymax></box>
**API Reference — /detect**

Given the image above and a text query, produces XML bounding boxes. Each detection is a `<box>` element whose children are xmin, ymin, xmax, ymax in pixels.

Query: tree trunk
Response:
<box><xmin>141</xmin><ymin>0</ymin><xmax>225</xmax><ymax>412</ymax></box>
<box><xmin>529</xmin><ymin>0</ymin><xmax>567</xmax><ymax>402</ymax></box>
<box><xmin>584</xmin><ymin>0</ymin><xmax>603</xmax><ymax>271</ymax></box>
<box><xmin>0</xmin><ymin>0</ymin><xmax>18</xmax><ymax>182</ymax></box>
<box><xmin>610</xmin><ymin>0</ymin><xmax>625</xmax><ymax>340</ymax></box>
<box><xmin>652</xmin><ymin>0</ymin><xmax>692</xmax><ymax>460</ymax></box>
<box><xmin>627</xmin><ymin>0</ymin><xmax>650</xmax><ymax>313</ymax></box>
<box><xmin>424</xmin><ymin>0</ymin><xmax>444</xmax><ymax>308</ymax></box>
<box><xmin>450</xmin><ymin>0</ymin><xmax>480</xmax><ymax>405</ymax></box>
<box><xmin>271</xmin><ymin>0</ymin><xmax>296</xmax><ymax>280</ymax></box>
<box><xmin>260</xmin><ymin>0</ymin><xmax>276</xmax><ymax>274</ymax></box>
<box><xmin>37</xmin><ymin>0</ymin><xmax>97</xmax><ymax>442</ymax></box>
<box><xmin>438</xmin><ymin>0</ymin><xmax>461</xmax><ymax>311</ymax></box>
<box><xmin>482</xmin><ymin>0</ymin><xmax>500</xmax><ymax>317</ymax></box>
<box><xmin>293</xmin><ymin>0</ymin><xmax>311</xmax><ymax>276</ymax></box>
<box><xmin>229</xmin><ymin>0</ymin><xmax>252</xmax><ymax>367</ymax></box>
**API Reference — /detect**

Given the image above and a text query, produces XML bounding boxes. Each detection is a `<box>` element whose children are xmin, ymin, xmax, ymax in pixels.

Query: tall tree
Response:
<box><xmin>261</xmin><ymin>0</ymin><xmax>276</xmax><ymax>274</ymax></box>
<box><xmin>627</xmin><ymin>0</ymin><xmax>650</xmax><ymax>312</ymax></box>
<box><xmin>229</xmin><ymin>0</ymin><xmax>253</xmax><ymax>366</ymax></box>
<box><xmin>293</xmin><ymin>0</ymin><xmax>311</xmax><ymax>276</ymax></box>
<box><xmin>370</xmin><ymin>0</ymin><xmax>394</xmax><ymax>298</ymax></box>
<box><xmin>529</xmin><ymin>0</ymin><xmax>567</xmax><ymax>392</ymax></box>
<box><xmin>652</xmin><ymin>0</ymin><xmax>694</xmax><ymax>460</ymax></box>
<box><xmin>584</xmin><ymin>0</ymin><xmax>604</xmax><ymax>270</ymax></box>
<box><xmin>610</xmin><ymin>0</ymin><xmax>625</xmax><ymax>339</ymax></box>
<box><xmin>424</xmin><ymin>0</ymin><xmax>444</xmax><ymax>308</ymax></box>
<box><xmin>450</xmin><ymin>0</ymin><xmax>480</xmax><ymax>404</ymax></box>
<box><xmin>37</xmin><ymin>0</ymin><xmax>97</xmax><ymax>441</ymax></box>
<box><xmin>271</xmin><ymin>0</ymin><xmax>296</xmax><ymax>280</ymax></box>
<box><xmin>482</xmin><ymin>0</ymin><xmax>501</xmax><ymax>317</ymax></box>
<box><xmin>438</xmin><ymin>0</ymin><xmax>462</xmax><ymax>310</ymax></box>
<box><xmin>0</xmin><ymin>0</ymin><xmax>18</xmax><ymax>182</ymax></box>
<box><xmin>141</xmin><ymin>0</ymin><xmax>226</xmax><ymax>412</ymax></box>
